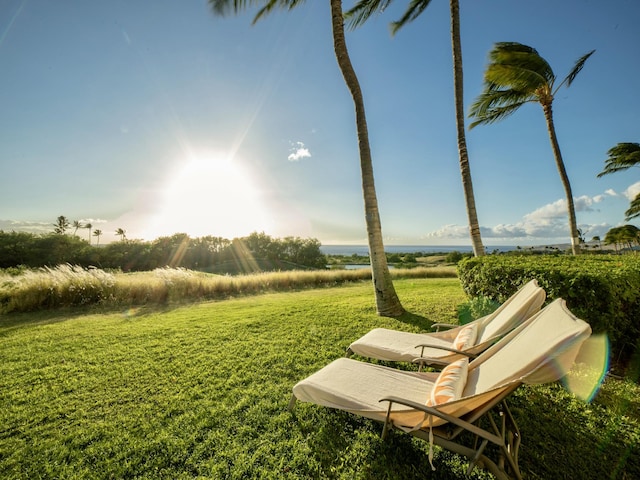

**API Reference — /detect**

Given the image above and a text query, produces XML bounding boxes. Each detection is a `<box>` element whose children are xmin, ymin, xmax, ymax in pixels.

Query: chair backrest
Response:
<box><xmin>464</xmin><ymin>298</ymin><xmax>592</xmax><ymax>397</ymax></box>
<box><xmin>477</xmin><ymin>279</ymin><xmax>546</xmax><ymax>343</ymax></box>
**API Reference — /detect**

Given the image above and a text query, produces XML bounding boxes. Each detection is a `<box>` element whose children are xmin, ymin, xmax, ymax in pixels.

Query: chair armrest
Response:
<box><xmin>414</xmin><ymin>343</ymin><xmax>479</xmax><ymax>359</ymax></box>
<box><xmin>431</xmin><ymin>322</ymin><xmax>457</xmax><ymax>332</ymax></box>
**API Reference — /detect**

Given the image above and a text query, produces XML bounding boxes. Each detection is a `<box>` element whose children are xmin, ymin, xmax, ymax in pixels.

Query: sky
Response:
<box><xmin>1</xmin><ymin>0</ymin><xmax>639</xmax><ymax>246</ymax></box>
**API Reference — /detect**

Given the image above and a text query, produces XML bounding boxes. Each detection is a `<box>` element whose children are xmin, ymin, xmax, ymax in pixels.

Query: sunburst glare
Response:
<box><xmin>144</xmin><ymin>153</ymin><xmax>273</xmax><ymax>240</ymax></box>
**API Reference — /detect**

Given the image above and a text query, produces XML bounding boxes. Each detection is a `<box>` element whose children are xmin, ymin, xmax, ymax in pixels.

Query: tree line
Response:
<box><xmin>0</xmin><ymin>230</ymin><xmax>327</xmax><ymax>273</ymax></box>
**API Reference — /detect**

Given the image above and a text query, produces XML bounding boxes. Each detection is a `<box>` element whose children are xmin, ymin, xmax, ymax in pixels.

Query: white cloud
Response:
<box><xmin>623</xmin><ymin>181</ymin><xmax>640</xmax><ymax>200</ymax></box>
<box><xmin>288</xmin><ymin>141</ymin><xmax>311</xmax><ymax>162</ymax></box>
<box><xmin>0</xmin><ymin>218</ymin><xmax>109</xmax><ymax>236</ymax></box>
<box><xmin>0</xmin><ymin>219</ymin><xmax>52</xmax><ymax>235</ymax></box>
<box><xmin>523</xmin><ymin>198</ymin><xmax>566</xmax><ymax>223</ymax></box>
<box><xmin>605</xmin><ymin>188</ymin><xmax>618</xmax><ymax>197</ymax></box>
<box><xmin>425</xmin><ymin>224</ymin><xmax>469</xmax><ymax>239</ymax></box>
<box><xmin>426</xmin><ymin>191</ymin><xmax>616</xmax><ymax>243</ymax></box>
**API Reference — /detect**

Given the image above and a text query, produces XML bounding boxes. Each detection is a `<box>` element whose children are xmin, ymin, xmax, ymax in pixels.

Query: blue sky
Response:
<box><xmin>1</xmin><ymin>0</ymin><xmax>638</xmax><ymax>246</ymax></box>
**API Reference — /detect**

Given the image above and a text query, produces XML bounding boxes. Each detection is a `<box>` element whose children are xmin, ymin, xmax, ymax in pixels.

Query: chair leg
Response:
<box><xmin>466</xmin><ymin>438</ymin><xmax>489</xmax><ymax>476</ymax></box>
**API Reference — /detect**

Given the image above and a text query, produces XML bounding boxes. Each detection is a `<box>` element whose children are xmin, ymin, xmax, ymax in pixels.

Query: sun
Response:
<box><xmin>144</xmin><ymin>154</ymin><xmax>273</xmax><ymax>240</ymax></box>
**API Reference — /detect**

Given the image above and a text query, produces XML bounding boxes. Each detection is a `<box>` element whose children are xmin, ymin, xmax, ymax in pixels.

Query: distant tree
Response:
<box><xmin>85</xmin><ymin>223</ymin><xmax>92</xmax><ymax>245</ymax></box>
<box><xmin>93</xmin><ymin>229</ymin><xmax>103</xmax><ymax>245</ymax></box>
<box><xmin>597</xmin><ymin>142</ymin><xmax>640</xmax><ymax>221</ymax></box>
<box><xmin>604</xmin><ymin>225</ymin><xmax>639</xmax><ymax>252</ymax></box>
<box><xmin>0</xmin><ymin>231</ymin><xmax>36</xmax><ymax>268</ymax></box>
<box><xmin>577</xmin><ymin>228</ymin><xmax>587</xmax><ymax>245</ymax></box>
<box><xmin>32</xmin><ymin>233</ymin><xmax>92</xmax><ymax>267</ymax></box>
<box><xmin>72</xmin><ymin>220</ymin><xmax>83</xmax><ymax>236</ymax></box>
<box><xmin>592</xmin><ymin>235</ymin><xmax>601</xmax><ymax>249</ymax></box>
<box><xmin>469</xmin><ymin>42</ymin><xmax>595</xmax><ymax>255</ymax></box>
<box><xmin>100</xmin><ymin>239</ymin><xmax>152</xmax><ymax>271</ymax></box>
<box><xmin>188</xmin><ymin>235</ymin><xmax>231</xmax><ymax>269</ymax></box>
<box><xmin>53</xmin><ymin>216</ymin><xmax>71</xmax><ymax>235</ymax></box>
<box><xmin>281</xmin><ymin>236</ymin><xmax>326</xmax><ymax>268</ymax></box>
<box><xmin>115</xmin><ymin>228</ymin><xmax>127</xmax><ymax>242</ymax></box>
<box><xmin>345</xmin><ymin>0</ymin><xmax>486</xmax><ymax>257</ymax></box>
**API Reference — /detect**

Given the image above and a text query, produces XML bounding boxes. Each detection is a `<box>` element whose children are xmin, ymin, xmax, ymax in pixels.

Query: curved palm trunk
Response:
<box><xmin>542</xmin><ymin>103</ymin><xmax>580</xmax><ymax>255</ymax></box>
<box><xmin>450</xmin><ymin>0</ymin><xmax>484</xmax><ymax>257</ymax></box>
<box><xmin>330</xmin><ymin>0</ymin><xmax>404</xmax><ymax>316</ymax></box>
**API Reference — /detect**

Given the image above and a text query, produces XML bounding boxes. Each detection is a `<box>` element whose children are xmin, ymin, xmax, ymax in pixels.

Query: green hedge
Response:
<box><xmin>458</xmin><ymin>254</ymin><xmax>640</xmax><ymax>368</ymax></box>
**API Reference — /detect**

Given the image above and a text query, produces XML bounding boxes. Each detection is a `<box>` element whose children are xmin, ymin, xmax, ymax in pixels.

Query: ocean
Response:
<box><xmin>320</xmin><ymin>245</ymin><xmax>517</xmax><ymax>256</ymax></box>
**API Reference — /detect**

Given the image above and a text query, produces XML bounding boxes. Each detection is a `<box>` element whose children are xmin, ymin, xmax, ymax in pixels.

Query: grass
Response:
<box><xmin>0</xmin><ymin>264</ymin><xmax>457</xmax><ymax>314</ymax></box>
<box><xmin>1</xmin><ymin>278</ymin><xmax>638</xmax><ymax>479</ymax></box>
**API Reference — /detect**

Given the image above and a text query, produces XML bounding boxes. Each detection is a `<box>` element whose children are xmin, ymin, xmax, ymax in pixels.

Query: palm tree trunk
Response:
<box><xmin>329</xmin><ymin>0</ymin><xmax>404</xmax><ymax>316</ymax></box>
<box><xmin>542</xmin><ymin>103</ymin><xmax>580</xmax><ymax>254</ymax></box>
<box><xmin>450</xmin><ymin>0</ymin><xmax>484</xmax><ymax>257</ymax></box>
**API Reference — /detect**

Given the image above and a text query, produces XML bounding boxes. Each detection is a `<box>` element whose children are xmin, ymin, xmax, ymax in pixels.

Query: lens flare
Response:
<box><xmin>563</xmin><ymin>333</ymin><xmax>610</xmax><ymax>402</ymax></box>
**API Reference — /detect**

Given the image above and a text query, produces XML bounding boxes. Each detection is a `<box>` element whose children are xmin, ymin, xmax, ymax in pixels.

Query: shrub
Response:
<box><xmin>445</xmin><ymin>251</ymin><xmax>472</xmax><ymax>264</ymax></box>
<box><xmin>457</xmin><ymin>296</ymin><xmax>501</xmax><ymax>325</ymax></box>
<box><xmin>458</xmin><ymin>255</ymin><xmax>640</xmax><ymax>369</ymax></box>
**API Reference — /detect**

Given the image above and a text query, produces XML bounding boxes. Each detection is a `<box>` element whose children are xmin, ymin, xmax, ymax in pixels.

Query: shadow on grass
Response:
<box><xmin>289</xmin><ymin>381</ymin><xmax>640</xmax><ymax>480</ymax></box>
<box><xmin>512</xmin><ymin>385</ymin><xmax>640</xmax><ymax>479</ymax></box>
<box><xmin>394</xmin><ymin>310</ymin><xmax>436</xmax><ymax>330</ymax></box>
<box><xmin>292</xmin><ymin>407</ymin><xmax>486</xmax><ymax>479</ymax></box>
<box><xmin>0</xmin><ymin>303</ymin><xmax>177</xmax><ymax>330</ymax></box>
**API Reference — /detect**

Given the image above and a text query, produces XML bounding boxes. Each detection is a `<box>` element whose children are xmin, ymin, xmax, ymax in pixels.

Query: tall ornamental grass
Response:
<box><xmin>0</xmin><ymin>264</ymin><xmax>456</xmax><ymax>314</ymax></box>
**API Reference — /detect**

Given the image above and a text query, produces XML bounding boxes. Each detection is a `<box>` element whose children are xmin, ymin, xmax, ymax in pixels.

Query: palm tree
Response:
<box><xmin>469</xmin><ymin>43</ymin><xmax>594</xmax><ymax>255</ymax></box>
<box><xmin>604</xmin><ymin>225</ymin><xmax>639</xmax><ymax>252</ymax></box>
<box><xmin>85</xmin><ymin>223</ymin><xmax>93</xmax><ymax>245</ymax></box>
<box><xmin>345</xmin><ymin>0</ymin><xmax>485</xmax><ymax>256</ymax></box>
<box><xmin>93</xmin><ymin>229</ymin><xmax>103</xmax><ymax>245</ymax></box>
<box><xmin>72</xmin><ymin>220</ymin><xmax>82</xmax><ymax>236</ymax></box>
<box><xmin>598</xmin><ymin>142</ymin><xmax>640</xmax><ymax>220</ymax></box>
<box><xmin>115</xmin><ymin>228</ymin><xmax>127</xmax><ymax>242</ymax></box>
<box><xmin>626</xmin><ymin>196</ymin><xmax>640</xmax><ymax>221</ymax></box>
<box><xmin>53</xmin><ymin>215</ymin><xmax>70</xmax><ymax>235</ymax></box>
<box><xmin>210</xmin><ymin>0</ymin><xmax>404</xmax><ymax>316</ymax></box>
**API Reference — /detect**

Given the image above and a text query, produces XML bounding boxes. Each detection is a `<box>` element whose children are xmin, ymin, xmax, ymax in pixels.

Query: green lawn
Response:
<box><xmin>1</xmin><ymin>278</ymin><xmax>638</xmax><ymax>479</ymax></box>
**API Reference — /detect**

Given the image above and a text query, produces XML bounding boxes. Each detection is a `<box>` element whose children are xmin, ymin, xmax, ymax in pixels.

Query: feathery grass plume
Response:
<box><xmin>0</xmin><ymin>265</ymin><xmax>457</xmax><ymax>314</ymax></box>
<box><xmin>0</xmin><ymin>264</ymin><xmax>116</xmax><ymax>313</ymax></box>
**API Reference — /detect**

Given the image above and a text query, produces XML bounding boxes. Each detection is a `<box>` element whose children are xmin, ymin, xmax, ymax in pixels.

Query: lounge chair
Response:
<box><xmin>346</xmin><ymin>279</ymin><xmax>545</xmax><ymax>365</ymax></box>
<box><xmin>289</xmin><ymin>299</ymin><xmax>592</xmax><ymax>480</ymax></box>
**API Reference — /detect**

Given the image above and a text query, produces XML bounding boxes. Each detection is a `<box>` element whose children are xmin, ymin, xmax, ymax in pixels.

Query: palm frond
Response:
<box><xmin>559</xmin><ymin>49</ymin><xmax>595</xmax><ymax>89</ymax></box>
<box><xmin>253</xmin><ymin>0</ymin><xmax>279</xmax><ymax>23</ymax></box>
<box><xmin>254</xmin><ymin>0</ymin><xmax>305</xmax><ymax>23</ymax></box>
<box><xmin>625</xmin><ymin>193</ymin><xmax>640</xmax><ymax>221</ymax></box>
<box><xmin>485</xmin><ymin>63</ymin><xmax>549</xmax><ymax>92</ymax></box>
<box><xmin>488</xmin><ymin>43</ymin><xmax>554</xmax><ymax>85</ymax></box>
<box><xmin>490</xmin><ymin>42</ymin><xmax>539</xmax><ymax>57</ymax></box>
<box><xmin>344</xmin><ymin>0</ymin><xmax>392</xmax><ymax>30</ymax></box>
<box><xmin>209</xmin><ymin>0</ymin><xmax>304</xmax><ymax>23</ymax></box>
<box><xmin>597</xmin><ymin>142</ymin><xmax>640</xmax><ymax>177</ymax></box>
<box><xmin>389</xmin><ymin>0</ymin><xmax>433</xmax><ymax>36</ymax></box>
<box><xmin>209</xmin><ymin>0</ymin><xmax>256</xmax><ymax>16</ymax></box>
<box><xmin>488</xmin><ymin>43</ymin><xmax>541</xmax><ymax>70</ymax></box>
<box><xmin>468</xmin><ymin>90</ymin><xmax>531</xmax><ymax>128</ymax></box>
